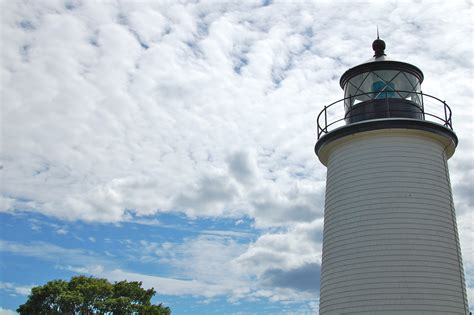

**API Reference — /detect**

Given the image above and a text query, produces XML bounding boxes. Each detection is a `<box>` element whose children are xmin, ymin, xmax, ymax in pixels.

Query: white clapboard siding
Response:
<box><xmin>319</xmin><ymin>130</ymin><xmax>467</xmax><ymax>314</ymax></box>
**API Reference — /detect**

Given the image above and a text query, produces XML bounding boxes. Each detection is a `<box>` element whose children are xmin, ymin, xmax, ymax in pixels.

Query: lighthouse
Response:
<box><xmin>315</xmin><ymin>37</ymin><xmax>468</xmax><ymax>314</ymax></box>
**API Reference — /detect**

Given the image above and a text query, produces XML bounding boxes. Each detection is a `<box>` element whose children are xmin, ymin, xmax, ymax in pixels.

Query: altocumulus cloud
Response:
<box><xmin>1</xmin><ymin>0</ymin><xmax>473</xmax><ymax>312</ymax></box>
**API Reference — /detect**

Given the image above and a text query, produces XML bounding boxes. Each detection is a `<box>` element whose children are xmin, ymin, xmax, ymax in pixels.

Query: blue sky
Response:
<box><xmin>0</xmin><ymin>0</ymin><xmax>473</xmax><ymax>314</ymax></box>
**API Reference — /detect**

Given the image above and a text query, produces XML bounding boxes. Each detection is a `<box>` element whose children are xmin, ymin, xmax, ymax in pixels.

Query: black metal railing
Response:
<box><xmin>316</xmin><ymin>90</ymin><xmax>453</xmax><ymax>139</ymax></box>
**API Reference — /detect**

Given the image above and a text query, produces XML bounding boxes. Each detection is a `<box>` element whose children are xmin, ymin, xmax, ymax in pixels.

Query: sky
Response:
<box><xmin>0</xmin><ymin>0</ymin><xmax>473</xmax><ymax>314</ymax></box>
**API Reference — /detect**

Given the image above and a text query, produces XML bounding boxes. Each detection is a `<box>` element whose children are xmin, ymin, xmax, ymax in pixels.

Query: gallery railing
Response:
<box><xmin>316</xmin><ymin>91</ymin><xmax>453</xmax><ymax>139</ymax></box>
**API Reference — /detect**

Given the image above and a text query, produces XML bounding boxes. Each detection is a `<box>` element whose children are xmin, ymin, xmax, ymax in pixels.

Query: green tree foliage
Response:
<box><xmin>17</xmin><ymin>276</ymin><xmax>171</xmax><ymax>315</ymax></box>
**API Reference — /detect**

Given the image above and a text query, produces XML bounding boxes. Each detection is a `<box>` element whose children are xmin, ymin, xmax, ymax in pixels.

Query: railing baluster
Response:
<box><xmin>443</xmin><ymin>101</ymin><xmax>448</xmax><ymax>128</ymax></box>
<box><xmin>324</xmin><ymin>105</ymin><xmax>327</xmax><ymax>134</ymax></box>
<box><xmin>421</xmin><ymin>91</ymin><xmax>425</xmax><ymax>120</ymax></box>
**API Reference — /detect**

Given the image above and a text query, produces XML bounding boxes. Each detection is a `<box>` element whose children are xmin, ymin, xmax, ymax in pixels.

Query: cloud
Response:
<box><xmin>55</xmin><ymin>228</ymin><xmax>68</xmax><ymax>235</ymax></box>
<box><xmin>3</xmin><ymin>0</ymin><xmax>470</xmax><ymax>230</ymax></box>
<box><xmin>249</xmin><ymin>184</ymin><xmax>324</xmax><ymax>227</ymax></box>
<box><xmin>0</xmin><ymin>232</ymin><xmax>320</xmax><ymax>304</ymax></box>
<box><xmin>0</xmin><ymin>196</ymin><xmax>15</xmax><ymax>213</ymax></box>
<box><xmin>1</xmin><ymin>0</ymin><xmax>331</xmax><ymax>227</ymax></box>
<box><xmin>0</xmin><ymin>238</ymin><xmax>228</xmax><ymax>297</ymax></box>
<box><xmin>227</xmin><ymin>151</ymin><xmax>258</xmax><ymax>185</ymax></box>
<box><xmin>201</xmin><ymin>229</ymin><xmax>255</xmax><ymax>239</ymax></box>
<box><xmin>131</xmin><ymin>235</ymin><xmax>251</xmax><ymax>293</ymax></box>
<box><xmin>261</xmin><ymin>263</ymin><xmax>320</xmax><ymax>293</ymax></box>
<box><xmin>0</xmin><ymin>307</ymin><xmax>17</xmax><ymax>315</ymax></box>
<box><xmin>104</xmin><ymin>268</ymin><xmax>226</xmax><ymax>298</ymax></box>
<box><xmin>0</xmin><ymin>282</ymin><xmax>34</xmax><ymax>296</ymax></box>
<box><xmin>125</xmin><ymin>231</ymin><xmax>323</xmax><ymax>302</ymax></box>
<box><xmin>0</xmin><ymin>240</ymin><xmax>110</xmax><ymax>268</ymax></box>
<box><xmin>174</xmin><ymin>172</ymin><xmax>241</xmax><ymax>218</ymax></box>
<box><xmin>236</xmin><ymin>219</ymin><xmax>323</xmax><ymax>275</ymax></box>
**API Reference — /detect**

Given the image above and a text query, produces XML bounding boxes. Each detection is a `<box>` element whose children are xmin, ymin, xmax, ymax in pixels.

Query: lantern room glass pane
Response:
<box><xmin>344</xmin><ymin>70</ymin><xmax>421</xmax><ymax>111</ymax></box>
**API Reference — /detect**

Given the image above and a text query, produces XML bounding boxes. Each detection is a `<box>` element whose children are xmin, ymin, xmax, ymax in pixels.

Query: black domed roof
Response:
<box><xmin>339</xmin><ymin>38</ymin><xmax>424</xmax><ymax>88</ymax></box>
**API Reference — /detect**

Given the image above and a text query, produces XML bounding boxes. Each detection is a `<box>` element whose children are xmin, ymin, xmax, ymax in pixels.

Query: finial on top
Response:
<box><xmin>372</xmin><ymin>28</ymin><xmax>386</xmax><ymax>57</ymax></box>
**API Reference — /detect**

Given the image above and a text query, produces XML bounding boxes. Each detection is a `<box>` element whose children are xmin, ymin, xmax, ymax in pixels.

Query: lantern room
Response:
<box><xmin>340</xmin><ymin>37</ymin><xmax>425</xmax><ymax>123</ymax></box>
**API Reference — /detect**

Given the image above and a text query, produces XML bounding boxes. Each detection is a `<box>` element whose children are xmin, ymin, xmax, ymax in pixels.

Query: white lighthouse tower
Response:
<box><xmin>315</xmin><ymin>37</ymin><xmax>468</xmax><ymax>314</ymax></box>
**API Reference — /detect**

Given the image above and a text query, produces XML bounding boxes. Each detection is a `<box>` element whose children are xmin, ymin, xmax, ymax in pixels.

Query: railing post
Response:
<box><xmin>443</xmin><ymin>100</ymin><xmax>452</xmax><ymax>129</ymax></box>
<box><xmin>420</xmin><ymin>91</ymin><xmax>425</xmax><ymax>120</ymax></box>
<box><xmin>324</xmin><ymin>105</ymin><xmax>328</xmax><ymax>134</ymax></box>
<box><xmin>449</xmin><ymin>106</ymin><xmax>453</xmax><ymax>129</ymax></box>
<box><xmin>443</xmin><ymin>101</ymin><xmax>448</xmax><ymax>128</ymax></box>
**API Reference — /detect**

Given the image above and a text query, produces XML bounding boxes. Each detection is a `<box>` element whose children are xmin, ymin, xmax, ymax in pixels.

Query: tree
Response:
<box><xmin>17</xmin><ymin>276</ymin><xmax>171</xmax><ymax>315</ymax></box>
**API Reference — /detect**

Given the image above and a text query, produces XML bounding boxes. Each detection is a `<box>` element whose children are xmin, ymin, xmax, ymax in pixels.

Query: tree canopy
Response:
<box><xmin>17</xmin><ymin>276</ymin><xmax>171</xmax><ymax>315</ymax></box>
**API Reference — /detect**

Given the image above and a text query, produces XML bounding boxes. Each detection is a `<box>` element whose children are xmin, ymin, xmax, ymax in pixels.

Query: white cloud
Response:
<box><xmin>174</xmin><ymin>171</ymin><xmax>241</xmax><ymax>218</ymax></box>
<box><xmin>55</xmin><ymin>228</ymin><xmax>68</xmax><ymax>235</ymax></box>
<box><xmin>0</xmin><ymin>281</ymin><xmax>34</xmax><ymax>296</ymax></box>
<box><xmin>104</xmin><ymin>268</ymin><xmax>226</xmax><ymax>298</ymax></box>
<box><xmin>3</xmin><ymin>0</ymin><xmax>470</xmax><ymax>229</ymax></box>
<box><xmin>128</xmin><ymin>235</ymin><xmax>252</xmax><ymax>298</ymax></box>
<box><xmin>0</xmin><ymin>233</ymin><xmax>319</xmax><ymax>305</ymax></box>
<box><xmin>236</xmin><ymin>219</ymin><xmax>323</xmax><ymax>276</ymax></box>
<box><xmin>0</xmin><ymin>307</ymin><xmax>17</xmax><ymax>315</ymax></box>
<box><xmin>0</xmin><ymin>240</ymin><xmax>110</xmax><ymax>268</ymax></box>
<box><xmin>0</xmin><ymin>196</ymin><xmax>15</xmax><ymax>213</ymax></box>
<box><xmin>107</xmin><ymin>229</ymin><xmax>323</xmax><ymax>304</ymax></box>
<box><xmin>0</xmin><ymin>239</ymin><xmax>228</xmax><ymax>297</ymax></box>
<box><xmin>0</xmin><ymin>0</ymin><xmax>330</xmax><ymax>226</ymax></box>
<box><xmin>227</xmin><ymin>150</ymin><xmax>259</xmax><ymax>185</ymax></box>
<box><xmin>201</xmin><ymin>229</ymin><xmax>255</xmax><ymax>239</ymax></box>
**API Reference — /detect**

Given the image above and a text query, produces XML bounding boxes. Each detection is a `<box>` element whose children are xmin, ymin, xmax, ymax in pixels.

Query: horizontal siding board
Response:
<box><xmin>322</xmin><ymin>282</ymin><xmax>464</xmax><ymax>296</ymax></box>
<box><xmin>320</xmin><ymin>269</ymin><xmax>464</xmax><ymax>287</ymax></box>
<box><xmin>326</xmin><ymin>181</ymin><xmax>452</xmax><ymax>200</ymax></box>
<box><xmin>320</xmin><ymin>274</ymin><xmax>466</xmax><ymax>293</ymax></box>
<box><xmin>326</xmin><ymin>172</ymin><xmax>451</xmax><ymax>189</ymax></box>
<box><xmin>320</xmin><ymin>291</ymin><xmax>465</xmax><ymax>309</ymax></box>
<box><xmin>325</xmin><ymin>192</ymin><xmax>452</xmax><ymax>209</ymax></box>
<box><xmin>327</xmin><ymin>158</ymin><xmax>447</xmax><ymax>176</ymax></box>
<box><xmin>320</xmin><ymin>290</ymin><xmax>464</xmax><ymax>305</ymax></box>
<box><xmin>324</xmin><ymin>262</ymin><xmax>466</xmax><ymax>280</ymax></box>
<box><xmin>321</xmin><ymin>270</ymin><xmax>464</xmax><ymax>289</ymax></box>
<box><xmin>320</xmin><ymin>254</ymin><xmax>461</xmax><ymax>272</ymax></box>
<box><xmin>323</xmin><ymin>223</ymin><xmax>456</xmax><ymax>241</ymax></box>
<box><xmin>324</xmin><ymin>214</ymin><xmax>457</xmax><ymax>232</ymax></box>
<box><xmin>320</xmin><ymin>298</ymin><xmax>465</xmax><ymax>313</ymax></box>
<box><xmin>327</xmin><ymin>164</ymin><xmax>447</xmax><ymax>184</ymax></box>
<box><xmin>321</xmin><ymin>241</ymin><xmax>459</xmax><ymax>259</ymax></box>
<box><xmin>324</xmin><ymin>226</ymin><xmax>454</xmax><ymax>240</ymax></box>
<box><xmin>324</xmin><ymin>205</ymin><xmax>456</xmax><ymax>224</ymax></box>
<box><xmin>322</xmin><ymin>249</ymin><xmax>461</xmax><ymax>266</ymax></box>
<box><xmin>327</xmin><ymin>149</ymin><xmax>446</xmax><ymax>167</ymax></box>
<box><xmin>323</xmin><ymin>234</ymin><xmax>458</xmax><ymax>251</ymax></box>
<box><xmin>324</xmin><ymin>207</ymin><xmax>454</xmax><ymax>224</ymax></box>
